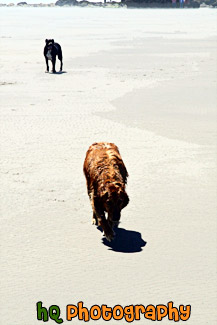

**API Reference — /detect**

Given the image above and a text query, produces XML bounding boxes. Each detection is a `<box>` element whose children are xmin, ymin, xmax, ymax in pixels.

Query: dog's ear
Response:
<box><xmin>51</xmin><ymin>39</ymin><xmax>54</xmax><ymax>44</ymax></box>
<box><xmin>121</xmin><ymin>192</ymin><xmax>129</xmax><ymax>209</ymax></box>
<box><xmin>45</xmin><ymin>39</ymin><xmax>48</xmax><ymax>44</ymax></box>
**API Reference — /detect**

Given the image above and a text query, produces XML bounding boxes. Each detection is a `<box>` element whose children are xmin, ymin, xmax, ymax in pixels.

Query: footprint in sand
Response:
<box><xmin>0</xmin><ymin>82</ymin><xmax>16</xmax><ymax>86</ymax></box>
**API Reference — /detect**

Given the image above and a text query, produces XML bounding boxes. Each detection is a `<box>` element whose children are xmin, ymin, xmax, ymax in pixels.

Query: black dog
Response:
<box><xmin>44</xmin><ymin>39</ymin><xmax>63</xmax><ymax>73</ymax></box>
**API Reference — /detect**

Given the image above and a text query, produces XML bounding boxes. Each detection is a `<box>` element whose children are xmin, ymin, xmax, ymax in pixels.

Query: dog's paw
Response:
<box><xmin>92</xmin><ymin>218</ymin><xmax>97</xmax><ymax>225</ymax></box>
<box><xmin>103</xmin><ymin>230</ymin><xmax>115</xmax><ymax>242</ymax></box>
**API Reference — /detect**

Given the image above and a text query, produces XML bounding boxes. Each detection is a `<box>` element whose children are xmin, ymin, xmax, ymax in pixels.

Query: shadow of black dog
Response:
<box><xmin>54</xmin><ymin>71</ymin><xmax>67</xmax><ymax>75</ymax></box>
<box><xmin>47</xmin><ymin>71</ymin><xmax>67</xmax><ymax>75</ymax></box>
<box><xmin>98</xmin><ymin>227</ymin><xmax>147</xmax><ymax>253</ymax></box>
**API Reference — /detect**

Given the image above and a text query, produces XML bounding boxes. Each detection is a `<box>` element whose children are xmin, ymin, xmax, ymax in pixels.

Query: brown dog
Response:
<box><xmin>83</xmin><ymin>142</ymin><xmax>129</xmax><ymax>241</ymax></box>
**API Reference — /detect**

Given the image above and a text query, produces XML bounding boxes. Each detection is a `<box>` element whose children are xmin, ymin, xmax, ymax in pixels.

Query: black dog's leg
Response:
<box><xmin>45</xmin><ymin>57</ymin><xmax>49</xmax><ymax>72</ymax></box>
<box><xmin>52</xmin><ymin>58</ymin><xmax>56</xmax><ymax>73</ymax></box>
<box><xmin>58</xmin><ymin>53</ymin><xmax>63</xmax><ymax>72</ymax></box>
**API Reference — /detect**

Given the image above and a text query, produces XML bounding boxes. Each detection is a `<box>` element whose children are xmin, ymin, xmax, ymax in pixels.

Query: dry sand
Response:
<box><xmin>0</xmin><ymin>7</ymin><xmax>217</xmax><ymax>324</ymax></box>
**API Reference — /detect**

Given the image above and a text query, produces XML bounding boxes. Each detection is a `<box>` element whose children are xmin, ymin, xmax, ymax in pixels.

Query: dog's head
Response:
<box><xmin>45</xmin><ymin>39</ymin><xmax>54</xmax><ymax>50</ymax></box>
<box><xmin>101</xmin><ymin>183</ymin><xmax>129</xmax><ymax>221</ymax></box>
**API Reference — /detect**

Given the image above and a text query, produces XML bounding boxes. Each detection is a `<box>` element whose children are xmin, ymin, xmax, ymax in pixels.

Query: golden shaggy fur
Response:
<box><xmin>83</xmin><ymin>142</ymin><xmax>129</xmax><ymax>241</ymax></box>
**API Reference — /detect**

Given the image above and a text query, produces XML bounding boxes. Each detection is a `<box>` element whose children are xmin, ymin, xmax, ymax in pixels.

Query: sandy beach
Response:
<box><xmin>0</xmin><ymin>7</ymin><xmax>217</xmax><ymax>324</ymax></box>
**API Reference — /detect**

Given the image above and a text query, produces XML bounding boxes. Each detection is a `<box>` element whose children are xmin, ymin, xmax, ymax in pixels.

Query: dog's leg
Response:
<box><xmin>92</xmin><ymin>212</ymin><xmax>98</xmax><ymax>225</ymax></box>
<box><xmin>107</xmin><ymin>212</ymin><xmax>113</xmax><ymax>229</ymax></box>
<box><xmin>97</xmin><ymin>214</ymin><xmax>114</xmax><ymax>242</ymax></box>
<box><xmin>52</xmin><ymin>57</ymin><xmax>56</xmax><ymax>73</ymax></box>
<box><xmin>59</xmin><ymin>58</ymin><xmax>63</xmax><ymax>72</ymax></box>
<box><xmin>89</xmin><ymin>192</ymin><xmax>114</xmax><ymax>241</ymax></box>
<box><xmin>92</xmin><ymin>196</ymin><xmax>114</xmax><ymax>241</ymax></box>
<box><xmin>88</xmin><ymin>189</ymin><xmax>97</xmax><ymax>225</ymax></box>
<box><xmin>45</xmin><ymin>58</ymin><xmax>49</xmax><ymax>73</ymax></box>
<box><xmin>58</xmin><ymin>49</ymin><xmax>63</xmax><ymax>71</ymax></box>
